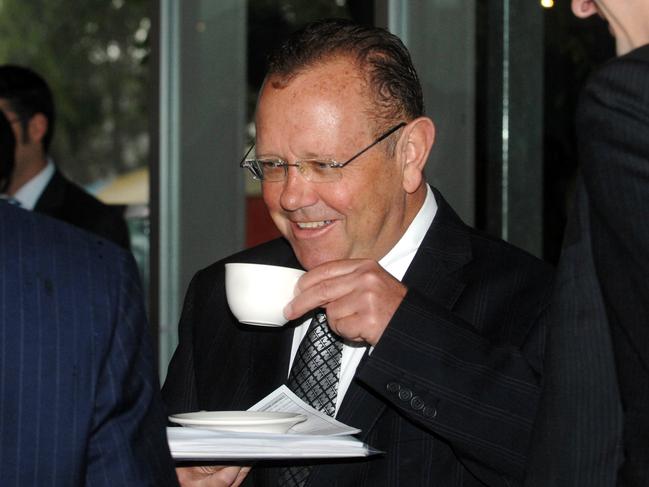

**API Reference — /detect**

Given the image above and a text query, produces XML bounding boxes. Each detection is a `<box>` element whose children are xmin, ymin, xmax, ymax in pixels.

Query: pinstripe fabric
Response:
<box><xmin>0</xmin><ymin>203</ymin><xmax>177</xmax><ymax>486</ymax></box>
<box><xmin>163</xmin><ymin>189</ymin><xmax>553</xmax><ymax>487</ymax></box>
<box><xmin>526</xmin><ymin>44</ymin><xmax>649</xmax><ymax>487</ymax></box>
<box><xmin>524</xmin><ymin>178</ymin><xmax>623</xmax><ymax>487</ymax></box>
<box><xmin>581</xmin><ymin>45</ymin><xmax>649</xmax><ymax>486</ymax></box>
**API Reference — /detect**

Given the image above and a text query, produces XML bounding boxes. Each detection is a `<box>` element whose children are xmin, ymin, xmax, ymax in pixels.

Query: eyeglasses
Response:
<box><xmin>239</xmin><ymin>122</ymin><xmax>407</xmax><ymax>183</ymax></box>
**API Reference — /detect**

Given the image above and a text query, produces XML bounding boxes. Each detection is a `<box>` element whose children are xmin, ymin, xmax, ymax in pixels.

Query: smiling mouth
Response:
<box><xmin>295</xmin><ymin>220</ymin><xmax>333</xmax><ymax>229</ymax></box>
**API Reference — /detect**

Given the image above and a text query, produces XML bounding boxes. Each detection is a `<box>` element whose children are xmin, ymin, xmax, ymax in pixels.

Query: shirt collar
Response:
<box><xmin>13</xmin><ymin>159</ymin><xmax>55</xmax><ymax>210</ymax></box>
<box><xmin>379</xmin><ymin>184</ymin><xmax>437</xmax><ymax>281</ymax></box>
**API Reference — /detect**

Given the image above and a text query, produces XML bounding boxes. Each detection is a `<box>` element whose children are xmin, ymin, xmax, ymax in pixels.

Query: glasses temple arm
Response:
<box><xmin>339</xmin><ymin>122</ymin><xmax>407</xmax><ymax>167</ymax></box>
<box><xmin>239</xmin><ymin>142</ymin><xmax>256</xmax><ymax>166</ymax></box>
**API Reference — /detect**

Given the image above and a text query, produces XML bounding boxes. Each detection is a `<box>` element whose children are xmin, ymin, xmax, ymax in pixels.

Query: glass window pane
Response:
<box><xmin>0</xmin><ymin>0</ymin><xmax>151</xmax><ymax>289</ymax></box>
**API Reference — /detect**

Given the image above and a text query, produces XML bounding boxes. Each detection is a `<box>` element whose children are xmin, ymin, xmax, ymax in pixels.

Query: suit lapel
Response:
<box><xmin>401</xmin><ymin>188</ymin><xmax>472</xmax><ymax>308</ymax></box>
<box><xmin>336</xmin><ymin>188</ymin><xmax>473</xmax><ymax>438</ymax></box>
<box><xmin>33</xmin><ymin>170</ymin><xmax>66</xmax><ymax>217</ymax></box>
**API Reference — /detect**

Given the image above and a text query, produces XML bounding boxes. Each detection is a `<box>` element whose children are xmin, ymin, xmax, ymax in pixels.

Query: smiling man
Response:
<box><xmin>162</xmin><ymin>19</ymin><xmax>553</xmax><ymax>487</ymax></box>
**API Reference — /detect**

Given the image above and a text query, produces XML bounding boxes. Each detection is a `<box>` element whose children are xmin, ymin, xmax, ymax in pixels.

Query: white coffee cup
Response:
<box><xmin>225</xmin><ymin>263</ymin><xmax>305</xmax><ymax>327</ymax></box>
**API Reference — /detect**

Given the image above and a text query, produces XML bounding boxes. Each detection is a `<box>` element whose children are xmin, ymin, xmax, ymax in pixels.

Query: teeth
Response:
<box><xmin>296</xmin><ymin>220</ymin><xmax>331</xmax><ymax>229</ymax></box>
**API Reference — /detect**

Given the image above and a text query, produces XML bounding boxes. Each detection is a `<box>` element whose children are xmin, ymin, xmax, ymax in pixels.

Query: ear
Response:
<box><xmin>399</xmin><ymin>117</ymin><xmax>435</xmax><ymax>194</ymax></box>
<box><xmin>571</xmin><ymin>0</ymin><xmax>599</xmax><ymax>19</ymax></box>
<box><xmin>27</xmin><ymin>113</ymin><xmax>48</xmax><ymax>145</ymax></box>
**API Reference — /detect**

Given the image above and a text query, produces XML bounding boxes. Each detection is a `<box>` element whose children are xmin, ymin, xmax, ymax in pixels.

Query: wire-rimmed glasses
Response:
<box><xmin>239</xmin><ymin>122</ymin><xmax>407</xmax><ymax>183</ymax></box>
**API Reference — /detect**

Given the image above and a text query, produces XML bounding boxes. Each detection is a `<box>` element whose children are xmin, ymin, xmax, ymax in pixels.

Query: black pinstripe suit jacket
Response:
<box><xmin>162</xmin><ymin>189</ymin><xmax>553</xmax><ymax>487</ymax></box>
<box><xmin>526</xmin><ymin>45</ymin><xmax>649</xmax><ymax>487</ymax></box>
<box><xmin>0</xmin><ymin>202</ymin><xmax>177</xmax><ymax>486</ymax></box>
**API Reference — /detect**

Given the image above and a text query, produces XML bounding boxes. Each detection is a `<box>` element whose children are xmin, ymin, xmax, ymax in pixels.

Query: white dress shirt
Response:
<box><xmin>12</xmin><ymin>159</ymin><xmax>55</xmax><ymax>210</ymax></box>
<box><xmin>288</xmin><ymin>184</ymin><xmax>438</xmax><ymax>415</ymax></box>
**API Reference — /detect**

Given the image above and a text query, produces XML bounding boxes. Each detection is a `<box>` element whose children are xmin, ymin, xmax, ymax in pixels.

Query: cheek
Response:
<box><xmin>320</xmin><ymin>179</ymin><xmax>363</xmax><ymax>213</ymax></box>
<box><xmin>261</xmin><ymin>184</ymin><xmax>280</xmax><ymax>210</ymax></box>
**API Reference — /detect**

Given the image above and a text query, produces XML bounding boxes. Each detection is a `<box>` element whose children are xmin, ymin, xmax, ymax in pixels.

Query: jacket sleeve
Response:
<box><xmin>87</xmin><ymin>250</ymin><xmax>178</xmax><ymax>487</ymax></box>
<box><xmin>357</xmin><ymin>265</ymin><xmax>550</xmax><ymax>486</ymax></box>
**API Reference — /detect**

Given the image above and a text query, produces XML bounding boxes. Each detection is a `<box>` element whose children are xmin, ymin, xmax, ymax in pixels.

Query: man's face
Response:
<box><xmin>256</xmin><ymin>57</ymin><xmax>411</xmax><ymax>270</ymax></box>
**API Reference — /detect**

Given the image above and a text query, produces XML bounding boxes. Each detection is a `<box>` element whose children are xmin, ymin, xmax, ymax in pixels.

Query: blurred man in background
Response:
<box><xmin>0</xmin><ymin>64</ymin><xmax>130</xmax><ymax>249</ymax></box>
<box><xmin>526</xmin><ymin>1</ymin><xmax>649</xmax><ymax>486</ymax></box>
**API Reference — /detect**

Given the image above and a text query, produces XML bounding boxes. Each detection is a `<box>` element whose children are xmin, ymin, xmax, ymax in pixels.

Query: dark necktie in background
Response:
<box><xmin>279</xmin><ymin>311</ymin><xmax>344</xmax><ymax>486</ymax></box>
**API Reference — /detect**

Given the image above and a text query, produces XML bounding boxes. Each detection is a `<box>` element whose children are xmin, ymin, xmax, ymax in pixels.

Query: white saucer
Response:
<box><xmin>169</xmin><ymin>411</ymin><xmax>307</xmax><ymax>434</ymax></box>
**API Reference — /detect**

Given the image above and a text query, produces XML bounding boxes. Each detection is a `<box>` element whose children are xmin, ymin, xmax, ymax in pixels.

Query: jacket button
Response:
<box><xmin>398</xmin><ymin>388</ymin><xmax>413</xmax><ymax>401</ymax></box>
<box><xmin>410</xmin><ymin>396</ymin><xmax>425</xmax><ymax>410</ymax></box>
<box><xmin>423</xmin><ymin>406</ymin><xmax>437</xmax><ymax>418</ymax></box>
<box><xmin>386</xmin><ymin>382</ymin><xmax>400</xmax><ymax>393</ymax></box>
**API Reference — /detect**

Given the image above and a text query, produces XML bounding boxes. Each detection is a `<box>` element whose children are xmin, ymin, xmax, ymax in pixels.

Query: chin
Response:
<box><xmin>293</xmin><ymin>246</ymin><xmax>343</xmax><ymax>271</ymax></box>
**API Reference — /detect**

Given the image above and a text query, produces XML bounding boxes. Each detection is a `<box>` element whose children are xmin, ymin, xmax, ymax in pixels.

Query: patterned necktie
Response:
<box><xmin>279</xmin><ymin>312</ymin><xmax>344</xmax><ymax>486</ymax></box>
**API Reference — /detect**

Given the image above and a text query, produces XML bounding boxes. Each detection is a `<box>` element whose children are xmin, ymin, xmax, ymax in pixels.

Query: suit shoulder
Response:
<box><xmin>467</xmin><ymin>226</ymin><xmax>553</xmax><ymax>280</ymax></box>
<box><xmin>40</xmin><ymin>173</ymin><xmax>131</xmax><ymax>249</ymax></box>
<box><xmin>2</xmin><ymin>202</ymin><xmax>132</xmax><ymax>274</ymax></box>
<box><xmin>60</xmin><ymin>177</ymin><xmax>123</xmax><ymax>218</ymax></box>
<box><xmin>583</xmin><ymin>45</ymin><xmax>649</xmax><ymax>100</ymax></box>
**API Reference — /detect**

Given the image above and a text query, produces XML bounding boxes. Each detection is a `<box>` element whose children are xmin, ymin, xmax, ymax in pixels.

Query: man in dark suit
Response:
<box><xmin>162</xmin><ymin>19</ymin><xmax>553</xmax><ymax>487</ymax></box>
<box><xmin>0</xmin><ymin>64</ymin><xmax>131</xmax><ymax>249</ymax></box>
<box><xmin>0</xmin><ymin>200</ymin><xmax>178</xmax><ymax>485</ymax></box>
<box><xmin>526</xmin><ymin>2</ymin><xmax>649</xmax><ymax>486</ymax></box>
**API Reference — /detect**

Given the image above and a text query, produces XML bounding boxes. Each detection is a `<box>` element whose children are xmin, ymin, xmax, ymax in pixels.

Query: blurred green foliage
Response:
<box><xmin>0</xmin><ymin>0</ymin><xmax>364</xmax><ymax>186</ymax></box>
<box><xmin>0</xmin><ymin>0</ymin><xmax>150</xmax><ymax>185</ymax></box>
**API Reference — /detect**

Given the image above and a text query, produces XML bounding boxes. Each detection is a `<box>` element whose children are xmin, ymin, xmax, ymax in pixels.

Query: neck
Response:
<box><xmin>7</xmin><ymin>155</ymin><xmax>48</xmax><ymax>196</ymax></box>
<box><xmin>392</xmin><ymin>184</ymin><xmax>427</xmax><ymax>251</ymax></box>
<box><xmin>599</xmin><ymin>3</ymin><xmax>649</xmax><ymax>56</ymax></box>
<box><xmin>615</xmin><ymin>35</ymin><xmax>649</xmax><ymax>56</ymax></box>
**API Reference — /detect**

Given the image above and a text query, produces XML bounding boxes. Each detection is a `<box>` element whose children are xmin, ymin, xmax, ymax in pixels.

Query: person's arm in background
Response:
<box><xmin>87</xmin><ymin>248</ymin><xmax>178</xmax><ymax>486</ymax></box>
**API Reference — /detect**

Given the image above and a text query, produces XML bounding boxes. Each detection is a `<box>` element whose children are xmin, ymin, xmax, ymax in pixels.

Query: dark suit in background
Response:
<box><xmin>579</xmin><ymin>44</ymin><xmax>649</xmax><ymax>486</ymax></box>
<box><xmin>0</xmin><ymin>202</ymin><xmax>178</xmax><ymax>486</ymax></box>
<box><xmin>163</xmin><ymin>190</ymin><xmax>553</xmax><ymax>487</ymax></box>
<box><xmin>35</xmin><ymin>168</ymin><xmax>131</xmax><ymax>250</ymax></box>
<box><xmin>525</xmin><ymin>45</ymin><xmax>649</xmax><ymax>486</ymax></box>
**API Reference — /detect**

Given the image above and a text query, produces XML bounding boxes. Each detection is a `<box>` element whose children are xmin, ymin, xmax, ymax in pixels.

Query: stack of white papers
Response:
<box><xmin>168</xmin><ymin>428</ymin><xmax>374</xmax><ymax>460</ymax></box>
<box><xmin>168</xmin><ymin>386</ymin><xmax>380</xmax><ymax>461</ymax></box>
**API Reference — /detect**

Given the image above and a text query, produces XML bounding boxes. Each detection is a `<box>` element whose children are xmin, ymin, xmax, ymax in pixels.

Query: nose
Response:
<box><xmin>279</xmin><ymin>166</ymin><xmax>317</xmax><ymax>211</ymax></box>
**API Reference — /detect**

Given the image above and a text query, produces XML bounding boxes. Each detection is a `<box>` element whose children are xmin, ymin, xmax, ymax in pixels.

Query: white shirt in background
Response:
<box><xmin>12</xmin><ymin>159</ymin><xmax>55</xmax><ymax>210</ymax></box>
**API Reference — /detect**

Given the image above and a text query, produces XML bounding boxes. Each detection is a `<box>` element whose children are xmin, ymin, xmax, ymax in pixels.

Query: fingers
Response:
<box><xmin>176</xmin><ymin>465</ymin><xmax>251</xmax><ymax>487</ymax></box>
<box><xmin>285</xmin><ymin>259</ymin><xmax>371</xmax><ymax>318</ymax></box>
<box><xmin>232</xmin><ymin>466</ymin><xmax>251</xmax><ymax>487</ymax></box>
<box><xmin>285</xmin><ymin>259</ymin><xmax>407</xmax><ymax>346</ymax></box>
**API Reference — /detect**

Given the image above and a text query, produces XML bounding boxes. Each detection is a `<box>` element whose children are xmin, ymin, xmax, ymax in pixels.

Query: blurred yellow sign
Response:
<box><xmin>97</xmin><ymin>167</ymin><xmax>149</xmax><ymax>205</ymax></box>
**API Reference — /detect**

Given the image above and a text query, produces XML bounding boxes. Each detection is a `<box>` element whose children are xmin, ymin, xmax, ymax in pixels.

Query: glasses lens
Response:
<box><xmin>258</xmin><ymin>160</ymin><xmax>286</xmax><ymax>181</ymax></box>
<box><xmin>244</xmin><ymin>160</ymin><xmax>264</xmax><ymax>180</ymax></box>
<box><xmin>302</xmin><ymin>160</ymin><xmax>341</xmax><ymax>183</ymax></box>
